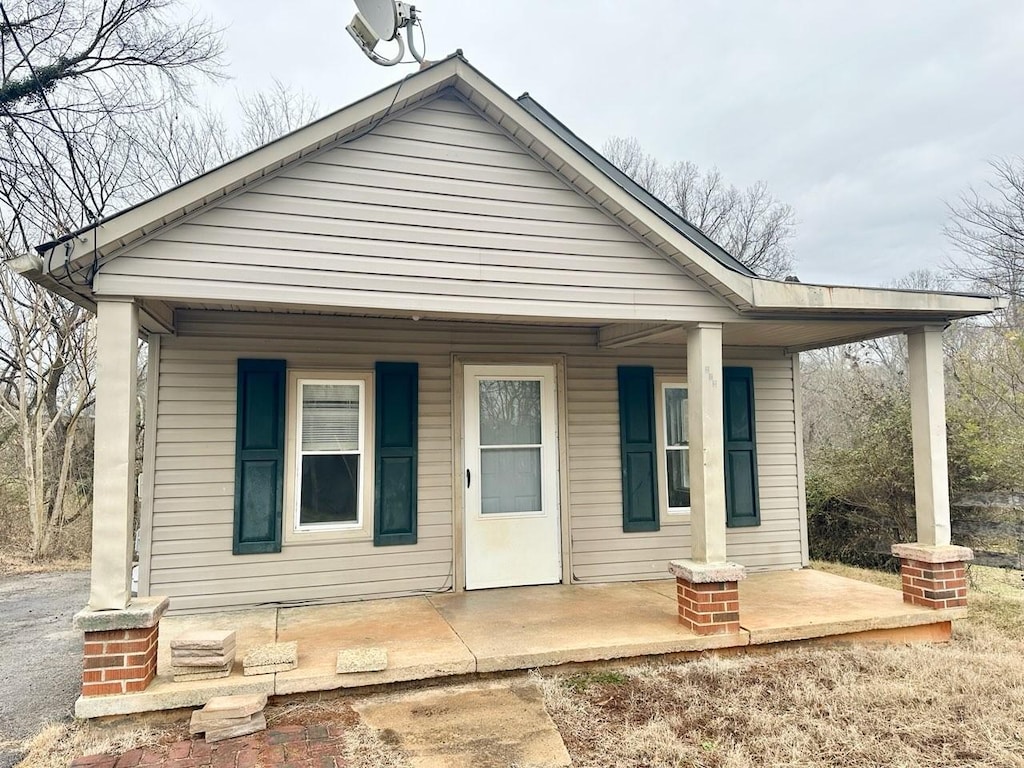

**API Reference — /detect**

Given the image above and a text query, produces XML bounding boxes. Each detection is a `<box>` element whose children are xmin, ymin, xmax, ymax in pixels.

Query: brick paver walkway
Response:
<box><xmin>71</xmin><ymin>724</ymin><xmax>348</xmax><ymax>768</ymax></box>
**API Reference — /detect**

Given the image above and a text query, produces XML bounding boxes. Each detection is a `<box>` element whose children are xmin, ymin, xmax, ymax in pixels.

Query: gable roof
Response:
<box><xmin>516</xmin><ymin>94</ymin><xmax>756</xmax><ymax>278</ymax></box>
<box><xmin>11</xmin><ymin>52</ymin><xmax>1003</xmax><ymax>327</ymax></box>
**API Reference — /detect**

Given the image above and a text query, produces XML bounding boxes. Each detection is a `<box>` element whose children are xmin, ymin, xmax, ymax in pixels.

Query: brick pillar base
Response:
<box><xmin>668</xmin><ymin>559</ymin><xmax>746</xmax><ymax>636</ymax></box>
<box><xmin>891</xmin><ymin>543</ymin><xmax>973</xmax><ymax>610</ymax></box>
<box><xmin>82</xmin><ymin>624</ymin><xmax>159</xmax><ymax>696</ymax></box>
<box><xmin>73</xmin><ymin>596</ymin><xmax>169</xmax><ymax>697</ymax></box>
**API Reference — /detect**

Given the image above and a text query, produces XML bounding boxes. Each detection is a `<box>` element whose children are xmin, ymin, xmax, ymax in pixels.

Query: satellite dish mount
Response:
<box><xmin>347</xmin><ymin>0</ymin><xmax>427</xmax><ymax>66</ymax></box>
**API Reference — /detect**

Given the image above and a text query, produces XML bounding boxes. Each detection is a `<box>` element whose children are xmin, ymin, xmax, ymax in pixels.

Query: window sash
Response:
<box><xmin>662</xmin><ymin>383</ymin><xmax>691</xmax><ymax>513</ymax></box>
<box><xmin>295</xmin><ymin>379</ymin><xmax>365</xmax><ymax>530</ymax></box>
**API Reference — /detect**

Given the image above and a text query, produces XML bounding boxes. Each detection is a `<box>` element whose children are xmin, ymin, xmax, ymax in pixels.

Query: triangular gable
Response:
<box><xmin>28</xmin><ymin>53</ymin><xmax>756</xmax><ymax>313</ymax></box>
<box><xmin>97</xmin><ymin>92</ymin><xmax>736</xmax><ymax>324</ymax></box>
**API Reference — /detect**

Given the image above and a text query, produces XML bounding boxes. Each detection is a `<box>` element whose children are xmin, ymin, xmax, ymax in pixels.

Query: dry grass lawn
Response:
<box><xmin>0</xmin><ymin>552</ymin><xmax>89</xmax><ymax>576</ymax></box>
<box><xmin>14</xmin><ymin>562</ymin><xmax>1024</xmax><ymax>768</ymax></box>
<box><xmin>537</xmin><ymin>562</ymin><xmax>1024</xmax><ymax>768</ymax></box>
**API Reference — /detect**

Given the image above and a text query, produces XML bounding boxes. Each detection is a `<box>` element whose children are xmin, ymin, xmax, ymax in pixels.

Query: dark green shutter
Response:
<box><xmin>618</xmin><ymin>366</ymin><xmax>660</xmax><ymax>532</ymax></box>
<box><xmin>723</xmin><ymin>366</ymin><xmax>760</xmax><ymax>527</ymax></box>
<box><xmin>233</xmin><ymin>359</ymin><xmax>286</xmax><ymax>554</ymax></box>
<box><xmin>374</xmin><ymin>362</ymin><xmax>419</xmax><ymax>546</ymax></box>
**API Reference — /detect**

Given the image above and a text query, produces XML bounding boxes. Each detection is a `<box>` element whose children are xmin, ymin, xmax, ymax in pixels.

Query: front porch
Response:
<box><xmin>75</xmin><ymin>568</ymin><xmax>963</xmax><ymax>718</ymax></box>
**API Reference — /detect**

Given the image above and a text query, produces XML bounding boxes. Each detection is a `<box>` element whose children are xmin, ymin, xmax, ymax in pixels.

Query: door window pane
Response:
<box><xmin>480</xmin><ymin>447</ymin><xmax>541</xmax><ymax>514</ymax></box>
<box><xmin>479</xmin><ymin>380</ymin><xmax>541</xmax><ymax>446</ymax></box>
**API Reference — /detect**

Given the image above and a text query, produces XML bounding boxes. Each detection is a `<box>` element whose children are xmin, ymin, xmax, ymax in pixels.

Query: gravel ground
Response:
<box><xmin>0</xmin><ymin>570</ymin><xmax>89</xmax><ymax>768</ymax></box>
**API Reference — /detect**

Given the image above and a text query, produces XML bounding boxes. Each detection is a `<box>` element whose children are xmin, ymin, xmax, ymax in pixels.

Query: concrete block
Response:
<box><xmin>242</xmin><ymin>643</ymin><xmax>299</xmax><ymax>671</ymax></box>
<box><xmin>243</xmin><ymin>661</ymin><xmax>296</xmax><ymax>676</ymax></box>
<box><xmin>336</xmin><ymin>647</ymin><xmax>388</xmax><ymax>674</ymax></box>
<box><xmin>891</xmin><ymin>543</ymin><xmax>974</xmax><ymax>564</ymax></box>
<box><xmin>205</xmin><ymin>712</ymin><xmax>267</xmax><ymax>743</ymax></box>
<box><xmin>73</xmin><ymin>597</ymin><xmax>170</xmax><ymax>632</ymax></box>
<box><xmin>170</xmin><ymin>629</ymin><xmax>236</xmax><ymax>650</ymax></box>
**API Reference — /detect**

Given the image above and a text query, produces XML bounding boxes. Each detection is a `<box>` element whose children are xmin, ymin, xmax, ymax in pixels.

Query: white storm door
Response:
<box><xmin>463</xmin><ymin>365</ymin><xmax>561</xmax><ymax>590</ymax></box>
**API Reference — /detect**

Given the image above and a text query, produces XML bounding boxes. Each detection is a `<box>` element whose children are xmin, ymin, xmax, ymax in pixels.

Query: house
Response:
<box><xmin>12</xmin><ymin>53</ymin><xmax>996</xmax><ymax>700</ymax></box>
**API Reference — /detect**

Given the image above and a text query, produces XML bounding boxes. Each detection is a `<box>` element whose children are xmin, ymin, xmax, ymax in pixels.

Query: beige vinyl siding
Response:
<box><xmin>564</xmin><ymin>354</ymin><xmax>804</xmax><ymax>581</ymax></box>
<box><xmin>147</xmin><ymin>312</ymin><xmax>803</xmax><ymax>613</ymax></box>
<box><xmin>98</xmin><ymin>95</ymin><xmax>736</xmax><ymax>324</ymax></box>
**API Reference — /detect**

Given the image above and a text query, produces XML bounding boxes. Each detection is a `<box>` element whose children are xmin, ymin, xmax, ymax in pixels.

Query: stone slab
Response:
<box><xmin>243</xmin><ymin>661</ymin><xmax>296</xmax><ymax>676</ymax></box>
<box><xmin>171</xmin><ymin>652</ymin><xmax>235</xmax><ymax>668</ymax></box>
<box><xmin>171</xmin><ymin>630</ymin><xmax>237</xmax><ymax>651</ymax></box>
<box><xmin>173</xmin><ymin>667</ymin><xmax>231</xmax><ymax>682</ymax></box>
<box><xmin>337</xmin><ymin>647</ymin><xmax>388</xmax><ymax>674</ymax></box>
<box><xmin>190</xmin><ymin>712</ymin><xmax>253</xmax><ymax>736</ymax></box>
<box><xmin>196</xmin><ymin>693</ymin><xmax>267</xmax><ymax>720</ymax></box>
<box><xmin>73</xmin><ymin>596</ymin><xmax>170</xmax><ymax>632</ymax></box>
<box><xmin>171</xmin><ymin>644</ymin><xmax>236</xmax><ymax>658</ymax></box>
<box><xmin>206</xmin><ymin>712</ymin><xmax>267</xmax><ymax>743</ymax></box>
<box><xmin>668</xmin><ymin>559</ymin><xmax>747</xmax><ymax>583</ymax></box>
<box><xmin>243</xmin><ymin>640</ymin><xmax>297</xmax><ymax>668</ymax></box>
<box><xmin>157</xmin><ymin>609</ymin><xmax>277</xmax><ymax>677</ymax></box>
<box><xmin>891</xmin><ymin>543</ymin><xmax>975</xmax><ymax>564</ymax></box>
<box><xmin>353</xmin><ymin>681</ymin><xmax>571</xmax><ymax>768</ymax></box>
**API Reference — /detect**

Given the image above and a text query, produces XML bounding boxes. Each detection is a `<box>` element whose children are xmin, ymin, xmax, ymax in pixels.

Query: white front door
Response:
<box><xmin>463</xmin><ymin>365</ymin><xmax>561</xmax><ymax>590</ymax></box>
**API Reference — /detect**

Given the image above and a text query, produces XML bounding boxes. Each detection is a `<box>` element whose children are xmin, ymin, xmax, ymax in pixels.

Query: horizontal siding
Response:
<box><xmin>565</xmin><ymin>352</ymin><xmax>803</xmax><ymax>582</ymax></box>
<box><xmin>103</xmin><ymin>93</ymin><xmax>735</xmax><ymax>324</ymax></box>
<box><xmin>147</xmin><ymin>311</ymin><xmax>804</xmax><ymax>614</ymax></box>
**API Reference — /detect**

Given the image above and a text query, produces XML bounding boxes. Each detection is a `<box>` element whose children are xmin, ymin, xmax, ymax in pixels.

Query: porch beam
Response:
<box><xmin>687</xmin><ymin>322</ymin><xmax>728</xmax><ymax>562</ymax></box>
<box><xmin>88</xmin><ymin>299</ymin><xmax>139</xmax><ymax>610</ymax></box>
<box><xmin>907</xmin><ymin>325</ymin><xmax>951</xmax><ymax>546</ymax></box>
<box><xmin>598</xmin><ymin>322</ymin><xmax>684</xmax><ymax>349</ymax></box>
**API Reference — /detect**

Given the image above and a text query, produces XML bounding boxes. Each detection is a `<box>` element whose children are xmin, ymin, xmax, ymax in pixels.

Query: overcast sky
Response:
<box><xmin>196</xmin><ymin>0</ymin><xmax>1024</xmax><ymax>287</ymax></box>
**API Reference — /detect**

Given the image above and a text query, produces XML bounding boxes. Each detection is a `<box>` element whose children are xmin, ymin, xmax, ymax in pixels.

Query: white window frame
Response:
<box><xmin>655</xmin><ymin>378</ymin><xmax>691</xmax><ymax>520</ymax></box>
<box><xmin>283</xmin><ymin>370</ymin><xmax>374</xmax><ymax>543</ymax></box>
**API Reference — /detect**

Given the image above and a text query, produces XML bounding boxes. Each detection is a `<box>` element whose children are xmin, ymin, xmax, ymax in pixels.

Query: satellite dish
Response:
<box><xmin>355</xmin><ymin>0</ymin><xmax>398</xmax><ymax>41</ymax></box>
<box><xmin>346</xmin><ymin>0</ymin><xmax>427</xmax><ymax>67</ymax></box>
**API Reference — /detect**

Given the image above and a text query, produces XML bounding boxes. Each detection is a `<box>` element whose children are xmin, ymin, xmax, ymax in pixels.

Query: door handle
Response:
<box><xmin>466</xmin><ymin>468</ymin><xmax>471</xmax><ymax>488</ymax></box>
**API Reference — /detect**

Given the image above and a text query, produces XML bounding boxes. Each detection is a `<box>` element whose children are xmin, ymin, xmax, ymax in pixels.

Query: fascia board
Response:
<box><xmin>749</xmin><ymin>279</ymin><xmax>1006</xmax><ymax>319</ymax></box>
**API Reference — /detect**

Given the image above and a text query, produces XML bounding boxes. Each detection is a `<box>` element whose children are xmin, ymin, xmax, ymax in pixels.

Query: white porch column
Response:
<box><xmin>907</xmin><ymin>326</ymin><xmax>951</xmax><ymax>547</ymax></box>
<box><xmin>88</xmin><ymin>299</ymin><xmax>139</xmax><ymax>610</ymax></box>
<box><xmin>686</xmin><ymin>322</ymin><xmax>727</xmax><ymax>563</ymax></box>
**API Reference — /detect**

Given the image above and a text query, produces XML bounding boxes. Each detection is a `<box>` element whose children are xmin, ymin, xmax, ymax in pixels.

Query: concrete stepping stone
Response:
<box><xmin>189</xmin><ymin>693</ymin><xmax>269</xmax><ymax>743</ymax></box>
<box><xmin>171</xmin><ymin>629</ymin><xmax>236</xmax><ymax>650</ymax></box>
<box><xmin>243</xmin><ymin>640</ymin><xmax>298</xmax><ymax>675</ymax></box>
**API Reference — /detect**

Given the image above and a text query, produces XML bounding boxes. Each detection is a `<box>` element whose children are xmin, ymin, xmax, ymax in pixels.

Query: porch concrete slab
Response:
<box><xmin>428</xmin><ymin>582</ymin><xmax>748</xmax><ymax>673</ymax></box>
<box><xmin>274</xmin><ymin>596</ymin><xmax>476</xmax><ymax>694</ymax></box>
<box><xmin>735</xmin><ymin>569</ymin><xmax>965</xmax><ymax>645</ymax></box>
<box><xmin>353</xmin><ymin>680</ymin><xmax>571</xmax><ymax>768</ymax></box>
<box><xmin>157</xmin><ymin>608</ymin><xmax>278</xmax><ymax>676</ymax></box>
<box><xmin>74</xmin><ymin>672</ymin><xmax>275</xmax><ymax>719</ymax></box>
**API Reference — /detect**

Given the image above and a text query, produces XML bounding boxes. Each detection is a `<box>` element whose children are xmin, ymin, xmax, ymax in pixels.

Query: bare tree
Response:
<box><xmin>945</xmin><ymin>156</ymin><xmax>1024</xmax><ymax>325</ymax></box>
<box><xmin>604</xmin><ymin>136</ymin><xmax>797</xmax><ymax>279</ymax></box>
<box><xmin>0</xmin><ymin>0</ymin><xmax>222</xmax><ymax>558</ymax></box>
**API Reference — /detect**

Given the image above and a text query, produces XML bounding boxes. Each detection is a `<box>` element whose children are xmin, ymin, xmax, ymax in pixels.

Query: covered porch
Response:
<box><xmin>74</xmin><ymin>568</ymin><xmax>962</xmax><ymax>718</ymax></box>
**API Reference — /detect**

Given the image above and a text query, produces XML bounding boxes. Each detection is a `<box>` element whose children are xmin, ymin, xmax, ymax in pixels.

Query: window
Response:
<box><xmin>285</xmin><ymin>372</ymin><xmax>373</xmax><ymax>539</ymax></box>
<box><xmin>661</xmin><ymin>382</ymin><xmax>691</xmax><ymax>514</ymax></box>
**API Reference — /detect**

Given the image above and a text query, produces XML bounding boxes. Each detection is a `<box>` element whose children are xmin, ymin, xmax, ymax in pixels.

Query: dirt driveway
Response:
<box><xmin>0</xmin><ymin>569</ymin><xmax>89</xmax><ymax>768</ymax></box>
